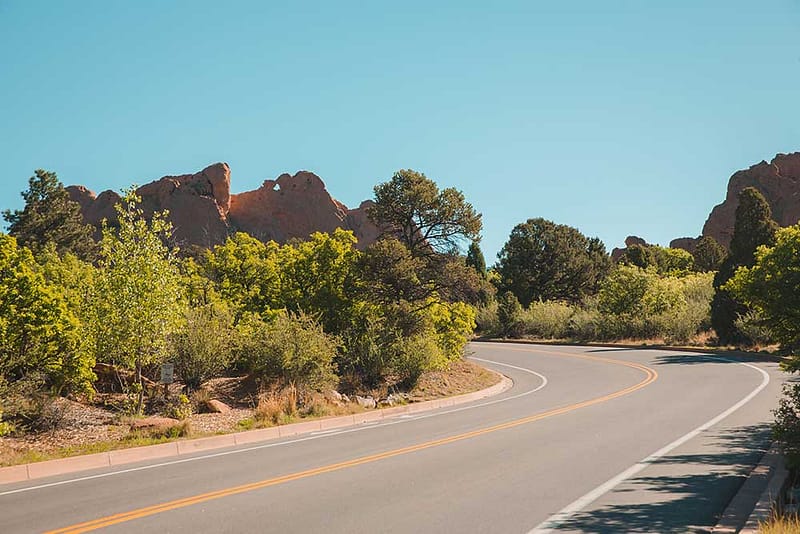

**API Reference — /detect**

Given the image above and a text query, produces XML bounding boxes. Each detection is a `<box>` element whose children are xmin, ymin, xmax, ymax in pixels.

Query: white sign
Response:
<box><xmin>160</xmin><ymin>363</ymin><xmax>175</xmax><ymax>384</ymax></box>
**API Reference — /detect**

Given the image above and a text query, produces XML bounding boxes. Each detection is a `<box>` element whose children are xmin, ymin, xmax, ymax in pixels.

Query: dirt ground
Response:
<box><xmin>0</xmin><ymin>359</ymin><xmax>500</xmax><ymax>467</ymax></box>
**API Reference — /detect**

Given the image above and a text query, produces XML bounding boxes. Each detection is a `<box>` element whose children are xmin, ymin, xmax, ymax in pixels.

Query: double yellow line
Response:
<box><xmin>47</xmin><ymin>347</ymin><xmax>657</xmax><ymax>534</ymax></box>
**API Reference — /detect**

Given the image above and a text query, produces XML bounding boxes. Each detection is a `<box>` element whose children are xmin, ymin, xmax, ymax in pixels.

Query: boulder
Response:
<box><xmin>129</xmin><ymin>416</ymin><xmax>180</xmax><ymax>431</ymax></box>
<box><xmin>204</xmin><ymin>399</ymin><xmax>231</xmax><ymax>414</ymax></box>
<box><xmin>354</xmin><ymin>395</ymin><xmax>376</xmax><ymax>409</ymax></box>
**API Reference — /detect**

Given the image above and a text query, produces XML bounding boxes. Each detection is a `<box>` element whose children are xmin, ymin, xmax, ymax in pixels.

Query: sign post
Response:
<box><xmin>160</xmin><ymin>363</ymin><xmax>174</xmax><ymax>398</ymax></box>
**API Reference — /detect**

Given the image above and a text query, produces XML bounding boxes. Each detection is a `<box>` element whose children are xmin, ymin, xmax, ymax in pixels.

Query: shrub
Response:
<box><xmin>239</xmin><ymin>312</ymin><xmax>339</xmax><ymax>393</ymax></box>
<box><xmin>521</xmin><ymin>300</ymin><xmax>574</xmax><ymax>339</ymax></box>
<box><xmin>386</xmin><ymin>333</ymin><xmax>442</xmax><ymax>389</ymax></box>
<box><xmin>474</xmin><ymin>301</ymin><xmax>500</xmax><ymax>337</ymax></box>
<box><xmin>733</xmin><ymin>310</ymin><xmax>776</xmax><ymax>348</ymax></box>
<box><xmin>773</xmin><ymin>383</ymin><xmax>800</xmax><ymax>468</ymax></box>
<box><xmin>568</xmin><ymin>306</ymin><xmax>601</xmax><ymax>341</ymax></box>
<box><xmin>172</xmin><ymin>304</ymin><xmax>235</xmax><ymax>391</ymax></box>
<box><xmin>253</xmin><ymin>386</ymin><xmax>298</xmax><ymax>426</ymax></box>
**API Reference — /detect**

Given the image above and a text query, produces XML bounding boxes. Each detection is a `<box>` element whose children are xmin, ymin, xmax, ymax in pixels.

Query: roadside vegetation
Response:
<box><xmin>2</xmin><ymin>168</ymin><xmax>799</xmax><ymax>472</ymax></box>
<box><xmin>0</xmin><ymin>169</ymin><xmax>490</xmax><ymax>454</ymax></box>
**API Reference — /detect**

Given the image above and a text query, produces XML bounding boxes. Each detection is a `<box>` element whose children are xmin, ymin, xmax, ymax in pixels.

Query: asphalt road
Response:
<box><xmin>0</xmin><ymin>343</ymin><xmax>786</xmax><ymax>533</ymax></box>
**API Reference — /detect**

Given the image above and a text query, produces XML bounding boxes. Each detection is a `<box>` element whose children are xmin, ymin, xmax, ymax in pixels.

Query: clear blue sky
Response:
<box><xmin>1</xmin><ymin>1</ymin><xmax>798</xmax><ymax>262</ymax></box>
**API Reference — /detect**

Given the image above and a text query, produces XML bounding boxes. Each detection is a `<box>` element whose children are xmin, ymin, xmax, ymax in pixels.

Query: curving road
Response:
<box><xmin>0</xmin><ymin>343</ymin><xmax>786</xmax><ymax>533</ymax></box>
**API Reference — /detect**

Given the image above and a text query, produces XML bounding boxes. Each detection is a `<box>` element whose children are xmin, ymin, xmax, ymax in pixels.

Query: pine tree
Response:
<box><xmin>693</xmin><ymin>236</ymin><xmax>726</xmax><ymax>272</ymax></box>
<box><xmin>466</xmin><ymin>241</ymin><xmax>486</xmax><ymax>277</ymax></box>
<box><xmin>3</xmin><ymin>170</ymin><xmax>97</xmax><ymax>260</ymax></box>
<box><xmin>711</xmin><ymin>187</ymin><xmax>778</xmax><ymax>344</ymax></box>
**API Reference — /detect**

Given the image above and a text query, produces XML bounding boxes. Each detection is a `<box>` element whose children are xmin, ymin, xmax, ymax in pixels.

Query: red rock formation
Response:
<box><xmin>68</xmin><ymin>164</ymin><xmax>379</xmax><ymax>250</ymax></box>
<box><xmin>702</xmin><ymin>152</ymin><xmax>800</xmax><ymax>248</ymax></box>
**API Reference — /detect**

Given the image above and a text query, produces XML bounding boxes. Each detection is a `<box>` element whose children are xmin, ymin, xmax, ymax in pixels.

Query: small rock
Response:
<box><xmin>341</xmin><ymin>394</ymin><xmax>350</xmax><ymax>403</ymax></box>
<box><xmin>325</xmin><ymin>390</ymin><xmax>343</xmax><ymax>403</ymax></box>
<box><xmin>205</xmin><ymin>399</ymin><xmax>231</xmax><ymax>413</ymax></box>
<box><xmin>355</xmin><ymin>395</ymin><xmax>376</xmax><ymax>409</ymax></box>
<box><xmin>130</xmin><ymin>417</ymin><xmax>179</xmax><ymax>431</ymax></box>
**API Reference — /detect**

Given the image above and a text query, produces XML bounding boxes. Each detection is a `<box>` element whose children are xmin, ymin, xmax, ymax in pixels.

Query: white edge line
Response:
<box><xmin>0</xmin><ymin>356</ymin><xmax>547</xmax><ymax>497</ymax></box>
<box><xmin>528</xmin><ymin>357</ymin><xmax>771</xmax><ymax>534</ymax></box>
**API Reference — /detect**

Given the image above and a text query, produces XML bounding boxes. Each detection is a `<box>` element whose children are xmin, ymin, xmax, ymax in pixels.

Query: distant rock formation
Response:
<box><xmin>228</xmin><ymin>171</ymin><xmax>378</xmax><ymax>247</ymax></box>
<box><xmin>67</xmin><ymin>163</ymin><xmax>380</xmax><ymax>250</ymax></box>
<box><xmin>702</xmin><ymin>152</ymin><xmax>800</xmax><ymax>248</ymax></box>
<box><xmin>621</xmin><ymin>152</ymin><xmax>800</xmax><ymax>253</ymax></box>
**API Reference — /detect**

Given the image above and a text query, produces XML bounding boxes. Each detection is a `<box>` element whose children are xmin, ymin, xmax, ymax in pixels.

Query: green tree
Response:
<box><xmin>3</xmin><ymin>170</ymin><xmax>96</xmax><ymax>260</ymax></box>
<box><xmin>92</xmin><ymin>190</ymin><xmax>184</xmax><ymax>414</ymax></box>
<box><xmin>693</xmin><ymin>236</ymin><xmax>726</xmax><ymax>272</ymax></box>
<box><xmin>466</xmin><ymin>241</ymin><xmax>487</xmax><ymax>277</ymax></box>
<box><xmin>712</xmin><ymin>187</ymin><xmax>778</xmax><ymax>344</ymax></box>
<box><xmin>0</xmin><ymin>234</ymin><xmax>94</xmax><ymax>396</ymax></box>
<box><xmin>202</xmin><ymin>233</ymin><xmax>282</xmax><ymax>318</ymax></box>
<box><xmin>278</xmin><ymin>229</ymin><xmax>361</xmax><ymax>334</ymax></box>
<box><xmin>724</xmin><ymin>225</ymin><xmax>800</xmax><ymax>355</ymax></box>
<box><xmin>497</xmin><ymin>218</ymin><xmax>611</xmax><ymax>306</ymax></box>
<box><xmin>497</xmin><ymin>291</ymin><xmax>523</xmax><ymax>338</ymax></box>
<box><xmin>620</xmin><ymin>244</ymin><xmax>655</xmax><ymax>270</ymax></box>
<box><xmin>368</xmin><ymin>169</ymin><xmax>482</xmax><ymax>257</ymax></box>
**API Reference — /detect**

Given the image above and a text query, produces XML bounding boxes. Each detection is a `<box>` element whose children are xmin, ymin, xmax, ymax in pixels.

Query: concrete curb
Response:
<box><xmin>712</xmin><ymin>444</ymin><xmax>789</xmax><ymax>533</ymax></box>
<box><xmin>0</xmin><ymin>370</ymin><xmax>512</xmax><ymax>486</ymax></box>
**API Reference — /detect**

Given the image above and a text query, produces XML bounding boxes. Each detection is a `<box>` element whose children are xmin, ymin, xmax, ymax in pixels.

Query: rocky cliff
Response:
<box><xmin>699</xmin><ymin>152</ymin><xmax>800</xmax><ymax>248</ymax></box>
<box><xmin>67</xmin><ymin>163</ymin><xmax>379</xmax><ymax>249</ymax></box>
<box><xmin>662</xmin><ymin>152</ymin><xmax>800</xmax><ymax>252</ymax></box>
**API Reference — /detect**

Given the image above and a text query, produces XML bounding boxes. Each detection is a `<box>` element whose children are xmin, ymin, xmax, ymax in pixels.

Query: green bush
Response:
<box><xmin>733</xmin><ymin>310</ymin><xmax>776</xmax><ymax>348</ymax></box>
<box><xmin>774</xmin><ymin>383</ymin><xmax>800</xmax><ymax>468</ymax></box>
<box><xmin>172</xmin><ymin>304</ymin><xmax>235</xmax><ymax>391</ymax></box>
<box><xmin>520</xmin><ymin>300</ymin><xmax>573</xmax><ymax>339</ymax></box>
<box><xmin>568</xmin><ymin>306</ymin><xmax>601</xmax><ymax>341</ymax></box>
<box><xmin>239</xmin><ymin>312</ymin><xmax>339</xmax><ymax>392</ymax></box>
<box><xmin>474</xmin><ymin>301</ymin><xmax>500</xmax><ymax>337</ymax></box>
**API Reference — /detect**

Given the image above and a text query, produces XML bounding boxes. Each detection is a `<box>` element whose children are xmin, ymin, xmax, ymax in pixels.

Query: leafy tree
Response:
<box><xmin>620</xmin><ymin>244</ymin><xmax>655</xmax><ymax>269</ymax></box>
<box><xmin>692</xmin><ymin>236</ymin><xmax>726</xmax><ymax>272</ymax></box>
<box><xmin>724</xmin><ymin>225</ymin><xmax>800</xmax><ymax>355</ymax></box>
<box><xmin>621</xmin><ymin>244</ymin><xmax>694</xmax><ymax>275</ymax></box>
<box><xmin>3</xmin><ymin>170</ymin><xmax>96</xmax><ymax>260</ymax></box>
<box><xmin>202</xmin><ymin>233</ymin><xmax>282</xmax><ymax>318</ymax></box>
<box><xmin>712</xmin><ymin>187</ymin><xmax>778</xmax><ymax>344</ymax></box>
<box><xmin>368</xmin><ymin>169</ymin><xmax>482</xmax><ymax>257</ymax></box>
<box><xmin>278</xmin><ymin>229</ymin><xmax>361</xmax><ymax>334</ymax></box>
<box><xmin>466</xmin><ymin>240</ymin><xmax>487</xmax><ymax>277</ymax></box>
<box><xmin>497</xmin><ymin>218</ymin><xmax>611</xmax><ymax>306</ymax></box>
<box><xmin>92</xmin><ymin>190</ymin><xmax>184</xmax><ymax>414</ymax></box>
<box><xmin>0</xmin><ymin>234</ymin><xmax>94</xmax><ymax>396</ymax></box>
<box><xmin>652</xmin><ymin>247</ymin><xmax>694</xmax><ymax>275</ymax></box>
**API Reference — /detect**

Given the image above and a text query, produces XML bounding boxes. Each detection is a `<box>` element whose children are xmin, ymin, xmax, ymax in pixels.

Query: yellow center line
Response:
<box><xmin>45</xmin><ymin>347</ymin><xmax>658</xmax><ymax>534</ymax></box>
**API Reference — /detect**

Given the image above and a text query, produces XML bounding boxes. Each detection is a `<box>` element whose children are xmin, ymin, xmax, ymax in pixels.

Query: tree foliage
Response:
<box><xmin>0</xmin><ymin>234</ymin><xmax>94</xmax><ymax>395</ymax></box>
<box><xmin>92</xmin><ymin>190</ymin><xmax>184</xmax><ymax>413</ymax></box>
<box><xmin>3</xmin><ymin>170</ymin><xmax>96</xmax><ymax>260</ymax></box>
<box><xmin>692</xmin><ymin>236</ymin><xmax>726</xmax><ymax>272</ymax></box>
<box><xmin>712</xmin><ymin>187</ymin><xmax>778</xmax><ymax>344</ymax></box>
<box><xmin>724</xmin><ymin>225</ymin><xmax>800</xmax><ymax>355</ymax></box>
<box><xmin>466</xmin><ymin>241</ymin><xmax>487</xmax><ymax>277</ymax></box>
<box><xmin>497</xmin><ymin>218</ymin><xmax>611</xmax><ymax>306</ymax></box>
<box><xmin>368</xmin><ymin>169</ymin><xmax>482</xmax><ymax>256</ymax></box>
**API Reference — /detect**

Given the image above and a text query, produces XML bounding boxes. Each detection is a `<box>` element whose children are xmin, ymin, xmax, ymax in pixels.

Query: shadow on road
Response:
<box><xmin>548</xmin><ymin>423</ymin><xmax>772</xmax><ymax>533</ymax></box>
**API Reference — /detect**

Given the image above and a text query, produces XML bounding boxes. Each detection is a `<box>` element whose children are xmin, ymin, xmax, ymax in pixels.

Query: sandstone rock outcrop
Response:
<box><xmin>228</xmin><ymin>171</ymin><xmax>378</xmax><ymax>248</ymax></box>
<box><xmin>611</xmin><ymin>235</ymin><xmax>650</xmax><ymax>261</ymax></box>
<box><xmin>702</xmin><ymin>152</ymin><xmax>800</xmax><ymax>248</ymax></box>
<box><xmin>68</xmin><ymin>164</ymin><xmax>380</xmax><ymax>250</ymax></box>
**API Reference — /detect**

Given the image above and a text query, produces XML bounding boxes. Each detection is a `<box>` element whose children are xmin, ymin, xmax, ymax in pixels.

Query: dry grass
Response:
<box><xmin>759</xmin><ymin>512</ymin><xmax>800</xmax><ymax>533</ymax></box>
